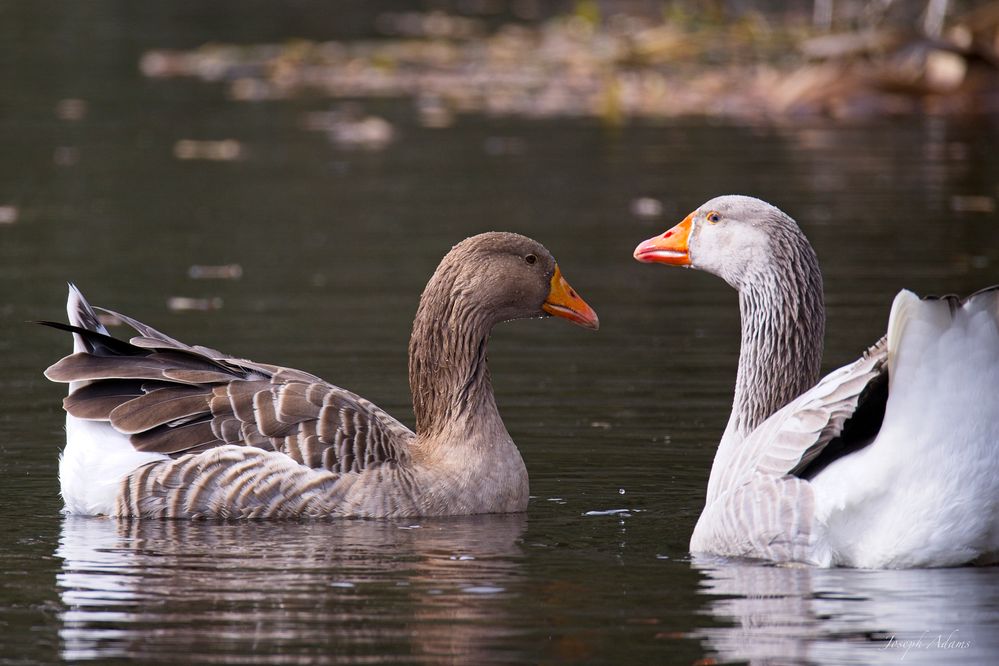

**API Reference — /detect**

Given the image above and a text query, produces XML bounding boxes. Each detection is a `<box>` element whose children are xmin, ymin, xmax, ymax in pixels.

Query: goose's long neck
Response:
<box><xmin>727</xmin><ymin>234</ymin><xmax>825</xmax><ymax>441</ymax></box>
<box><xmin>408</xmin><ymin>265</ymin><xmax>502</xmax><ymax>448</ymax></box>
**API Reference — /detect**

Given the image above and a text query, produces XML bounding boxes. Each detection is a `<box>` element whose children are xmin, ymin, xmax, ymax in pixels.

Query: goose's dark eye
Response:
<box><xmin>525</xmin><ymin>254</ymin><xmax>537</xmax><ymax>265</ymax></box>
<box><xmin>707</xmin><ymin>211</ymin><xmax>721</xmax><ymax>224</ymax></box>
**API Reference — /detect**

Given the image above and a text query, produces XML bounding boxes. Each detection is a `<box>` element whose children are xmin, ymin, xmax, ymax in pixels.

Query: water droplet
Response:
<box><xmin>462</xmin><ymin>585</ymin><xmax>504</xmax><ymax>594</ymax></box>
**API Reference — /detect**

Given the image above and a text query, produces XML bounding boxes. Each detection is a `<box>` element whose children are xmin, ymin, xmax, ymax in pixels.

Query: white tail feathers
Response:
<box><xmin>59</xmin><ymin>285</ymin><xmax>169</xmax><ymax>515</ymax></box>
<box><xmin>66</xmin><ymin>283</ymin><xmax>108</xmax><ymax>353</ymax></box>
<box><xmin>816</xmin><ymin>286</ymin><xmax>999</xmax><ymax>566</ymax></box>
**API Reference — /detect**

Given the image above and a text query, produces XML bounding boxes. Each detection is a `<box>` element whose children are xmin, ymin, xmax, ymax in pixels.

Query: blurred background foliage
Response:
<box><xmin>134</xmin><ymin>0</ymin><xmax>999</xmax><ymax>126</ymax></box>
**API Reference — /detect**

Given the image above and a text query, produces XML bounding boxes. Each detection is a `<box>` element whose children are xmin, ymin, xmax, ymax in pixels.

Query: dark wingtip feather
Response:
<box><xmin>36</xmin><ymin>320</ymin><xmax>147</xmax><ymax>358</ymax></box>
<box><xmin>35</xmin><ymin>319</ymin><xmax>81</xmax><ymax>333</ymax></box>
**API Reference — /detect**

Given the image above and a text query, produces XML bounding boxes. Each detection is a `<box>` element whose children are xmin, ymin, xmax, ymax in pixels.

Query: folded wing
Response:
<box><xmin>43</xmin><ymin>308</ymin><xmax>415</xmax><ymax>476</ymax></box>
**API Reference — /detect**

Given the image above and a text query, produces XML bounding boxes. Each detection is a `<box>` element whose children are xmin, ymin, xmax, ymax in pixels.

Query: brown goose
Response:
<box><xmin>44</xmin><ymin>232</ymin><xmax>598</xmax><ymax>519</ymax></box>
<box><xmin>635</xmin><ymin>195</ymin><xmax>999</xmax><ymax>568</ymax></box>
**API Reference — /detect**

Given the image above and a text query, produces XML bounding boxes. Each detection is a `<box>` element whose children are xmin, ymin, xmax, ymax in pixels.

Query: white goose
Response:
<box><xmin>635</xmin><ymin>195</ymin><xmax>999</xmax><ymax>568</ymax></box>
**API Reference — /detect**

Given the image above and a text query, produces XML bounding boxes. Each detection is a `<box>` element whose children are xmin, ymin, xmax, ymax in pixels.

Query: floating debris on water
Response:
<box><xmin>331</xmin><ymin>116</ymin><xmax>393</xmax><ymax>149</ymax></box>
<box><xmin>188</xmin><ymin>264</ymin><xmax>243</xmax><ymax>280</ymax></box>
<box><xmin>584</xmin><ymin>508</ymin><xmax>634</xmax><ymax>517</ymax></box>
<box><xmin>449</xmin><ymin>555</ymin><xmax>476</xmax><ymax>561</ymax></box>
<box><xmin>0</xmin><ymin>206</ymin><xmax>18</xmax><ymax>224</ymax></box>
<box><xmin>630</xmin><ymin>197</ymin><xmax>664</xmax><ymax>219</ymax></box>
<box><xmin>618</xmin><ymin>488</ymin><xmax>626</xmax><ymax>495</ymax></box>
<box><xmin>229</xmin><ymin>76</ymin><xmax>277</xmax><ymax>102</ymax></box>
<box><xmin>167</xmin><ymin>296</ymin><xmax>224</xmax><ymax>312</ymax></box>
<box><xmin>173</xmin><ymin>139</ymin><xmax>243</xmax><ymax>161</ymax></box>
<box><xmin>950</xmin><ymin>195</ymin><xmax>995</xmax><ymax>213</ymax></box>
<box><xmin>462</xmin><ymin>585</ymin><xmax>505</xmax><ymax>594</ymax></box>
<box><xmin>375</xmin><ymin>11</ymin><xmax>485</xmax><ymax>40</ymax></box>
<box><xmin>590</xmin><ymin>420</ymin><xmax>612</xmax><ymax>430</ymax></box>
<box><xmin>303</xmin><ymin>105</ymin><xmax>394</xmax><ymax>149</ymax></box>
<box><xmin>397</xmin><ymin>524</ymin><xmax>421</xmax><ymax>530</ymax></box>
<box><xmin>329</xmin><ymin>581</ymin><xmax>356</xmax><ymax>588</ymax></box>
<box><xmin>53</xmin><ymin>146</ymin><xmax>80</xmax><ymax>167</ymax></box>
<box><xmin>55</xmin><ymin>98</ymin><xmax>88</xmax><ymax>121</ymax></box>
<box><xmin>416</xmin><ymin>95</ymin><xmax>454</xmax><ymax>128</ymax></box>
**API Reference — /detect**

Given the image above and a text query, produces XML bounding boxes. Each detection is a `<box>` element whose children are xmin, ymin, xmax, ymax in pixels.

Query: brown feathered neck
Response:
<box><xmin>408</xmin><ymin>252</ymin><xmax>500</xmax><ymax>441</ymax></box>
<box><xmin>730</xmin><ymin>221</ymin><xmax>825</xmax><ymax>436</ymax></box>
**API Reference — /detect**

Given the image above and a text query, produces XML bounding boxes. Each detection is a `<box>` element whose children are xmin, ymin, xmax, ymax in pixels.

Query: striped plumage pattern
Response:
<box><xmin>44</xmin><ymin>303</ymin><xmax>418</xmax><ymax>518</ymax></box>
<box><xmin>114</xmin><ymin>446</ymin><xmax>422</xmax><ymax>519</ymax></box>
<box><xmin>45</xmin><ymin>309</ymin><xmax>414</xmax><ymax>473</ymax></box>
<box><xmin>691</xmin><ymin>337</ymin><xmax>887</xmax><ymax>562</ymax></box>
<box><xmin>692</xmin><ymin>475</ymin><xmax>816</xmax><ymax>563</ymax></box>
<box><xmin>46</xmin><ymin>232</ymin><xmax>595</xmax><ymax>519</ymax></box>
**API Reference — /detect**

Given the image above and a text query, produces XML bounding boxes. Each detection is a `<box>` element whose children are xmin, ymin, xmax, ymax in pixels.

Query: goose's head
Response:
<box><xmin>439</xmin><ymin>232</ymin><xmax>599</xmax><ymax>330</ymax></box>
<box><xmin>633</xmin><ymin>195</ymin><xmax>796</xmax><ymax>290</ymax></box>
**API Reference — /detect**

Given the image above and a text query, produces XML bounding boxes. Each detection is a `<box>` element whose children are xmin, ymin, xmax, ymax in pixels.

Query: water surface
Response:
<box><xmin>2</xmin><ymin>2</ymin><xmax>999</xmax><ymax>664</ymax></box>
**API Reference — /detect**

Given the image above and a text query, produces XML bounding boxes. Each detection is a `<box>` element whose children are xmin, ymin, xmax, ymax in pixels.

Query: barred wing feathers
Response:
<box><xmin>43</xmin><ymin>309</ymin><xmax>415</xmax><ymax>477</ymax></box>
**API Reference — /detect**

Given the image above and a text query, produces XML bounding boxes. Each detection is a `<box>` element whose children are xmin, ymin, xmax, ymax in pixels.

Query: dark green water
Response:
<box><xmin>2</xmin><ymin>2</ymin><xmax>999</xmax><ymax>664</ymax></box>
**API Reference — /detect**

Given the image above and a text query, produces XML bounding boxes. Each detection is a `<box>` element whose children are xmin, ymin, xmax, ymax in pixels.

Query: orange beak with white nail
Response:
<box><xmin>633</xmin><ymin>213</ymin><xmax>693</xmax><ymax>266</ymax></box>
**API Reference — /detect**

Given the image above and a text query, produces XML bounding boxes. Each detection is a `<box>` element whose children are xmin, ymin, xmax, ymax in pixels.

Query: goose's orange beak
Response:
<box><xmin>543</xmin><ymin>265</ymin><xmax>599</xmax><ymax>330</ymax></box>
<box><xmin>634</xmin><ymin>213</ymin><xmax>693</xmax><ymax>266</ymax></box>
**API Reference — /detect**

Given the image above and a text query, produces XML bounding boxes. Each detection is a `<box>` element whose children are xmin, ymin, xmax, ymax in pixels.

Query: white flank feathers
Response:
<box><xmin>812</xmin><ymin>289</ymin><xmax>999</xmax><ymax>567</ymax></box>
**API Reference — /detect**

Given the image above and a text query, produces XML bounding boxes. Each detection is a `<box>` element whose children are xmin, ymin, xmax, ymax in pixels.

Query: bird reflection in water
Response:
<box><xmin>56</xmin><ymin>514</ymin><xmax>528</xmax><ymax>663</ymax></box>
<box><xmin>691</xmin><ymin>557</ymin><xmax>999</xmax><ymax>665</ymax></box>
